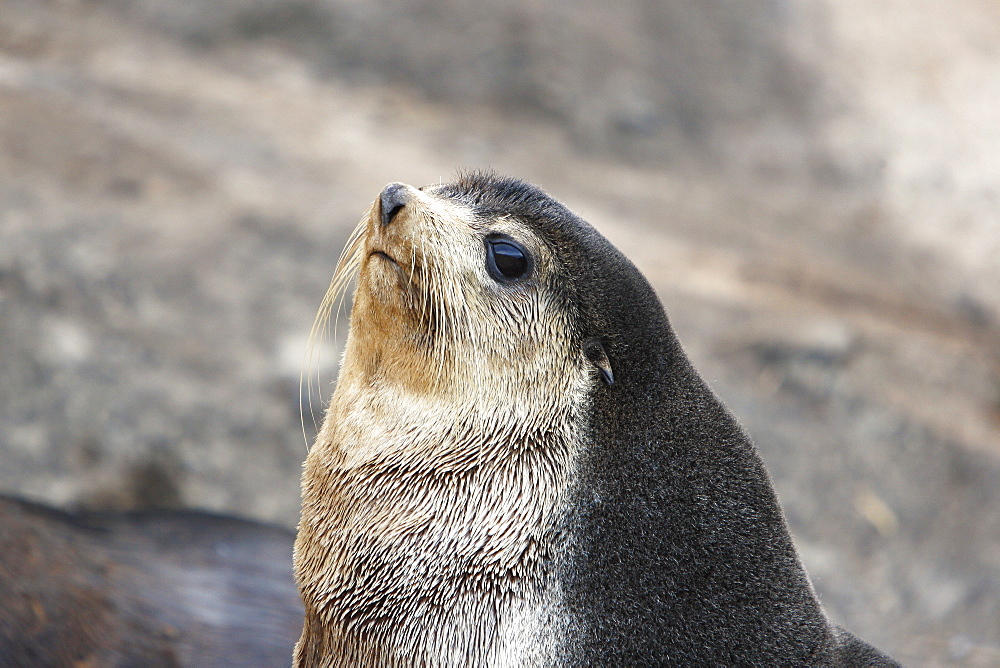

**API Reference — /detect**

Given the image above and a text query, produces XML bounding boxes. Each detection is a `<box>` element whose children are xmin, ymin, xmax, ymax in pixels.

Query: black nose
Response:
<box><xmin>380</xmin><ymin>183</ymin><xmax>408</xmax><ymax>226</ymax></box>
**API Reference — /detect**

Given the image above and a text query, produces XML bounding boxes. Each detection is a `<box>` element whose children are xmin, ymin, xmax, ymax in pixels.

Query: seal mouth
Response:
<box><xmin>369</xmin><ymin>250</ymin><xmax>411</xmax><ymax>283</ymax></box>
<box><xmin>370</xmin><ymin>250</ymin><xmax>400</xmax><ymax>268</ymax></box>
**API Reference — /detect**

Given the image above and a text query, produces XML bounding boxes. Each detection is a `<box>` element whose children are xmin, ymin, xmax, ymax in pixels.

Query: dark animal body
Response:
<box><xmin>293</xmin><ymin>172</ymin><xmax>899</xmax><ymax>665</ymax></box>
<box><xmin>0</xmin><ymin>495</ymin><xmax>302</xmax><ymax>666</ymax></box>
<box><xmin>548</xmin><ymin>230</ymin><xmax>883</xmax><ymax>664</ymax></box>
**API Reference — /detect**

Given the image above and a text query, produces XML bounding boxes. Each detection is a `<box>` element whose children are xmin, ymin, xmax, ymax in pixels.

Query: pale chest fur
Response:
<box><xmin>295</xmin><ymin>385</ymin><xmax>586</xmax><ymax>667</ymax></box>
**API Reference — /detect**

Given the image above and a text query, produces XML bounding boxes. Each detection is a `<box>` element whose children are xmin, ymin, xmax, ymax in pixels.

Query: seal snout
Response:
<box><xmin>380</xmin><ymin>182</ymin><xmax>410</xmax><ymax>227</ymax></box>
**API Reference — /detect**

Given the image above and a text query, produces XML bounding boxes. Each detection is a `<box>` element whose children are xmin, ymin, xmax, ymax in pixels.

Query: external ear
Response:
<box><xmin>583</xmin><ymin>338</ymin><xmax>614</xmax><ymax>387</ymax></box>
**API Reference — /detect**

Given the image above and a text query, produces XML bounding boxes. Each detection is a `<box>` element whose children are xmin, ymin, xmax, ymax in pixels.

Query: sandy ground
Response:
<box><xmin>1</xmin><ymin>1</ymin><xmax>998</xmax><ymax>664</ymax></box>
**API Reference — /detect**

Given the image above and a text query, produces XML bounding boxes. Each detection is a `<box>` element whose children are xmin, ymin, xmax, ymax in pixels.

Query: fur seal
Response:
<box><xmin>0</xmin><ymin>494</ymin><xmax>303</xmax><ymax>666</ymax></box>
<box><xmin>294</xmin><ymin>172</ymin><xmax>897</xmax><ymax>665</ymax></box>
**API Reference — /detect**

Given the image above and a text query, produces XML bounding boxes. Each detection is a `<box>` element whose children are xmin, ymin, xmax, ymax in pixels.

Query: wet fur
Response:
<box><xmin>295</xmin><ymin>187</ymin><xmax>592</xmax><ymax>665</ymax></box>
<box><xmin>294</xmin><ymin>172</ymin><xmax>898</xmax><ymax>666</ymax></box>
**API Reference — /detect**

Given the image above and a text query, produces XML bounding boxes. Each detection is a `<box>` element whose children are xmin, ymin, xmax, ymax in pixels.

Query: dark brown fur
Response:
<box><xmin>0</xmin><ymin>495</ymin><xmax>303</xmax><ymax>666</ymax></box>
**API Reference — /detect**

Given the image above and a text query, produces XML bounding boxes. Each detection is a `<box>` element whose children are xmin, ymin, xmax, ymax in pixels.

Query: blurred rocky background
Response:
<box><xmin>1</xmin><ymin>0</ymin><xmax>998</xmax><ymax>664</ymax></box>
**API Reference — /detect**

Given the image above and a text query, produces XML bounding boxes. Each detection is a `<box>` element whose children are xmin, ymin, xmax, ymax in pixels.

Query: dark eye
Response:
<box><xmin>486</xmin><ymin>238</ymin><xmax>531</xmax><ymax>281</ymax></box>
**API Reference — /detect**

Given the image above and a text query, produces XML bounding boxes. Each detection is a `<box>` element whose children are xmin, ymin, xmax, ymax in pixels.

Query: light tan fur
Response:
<box><xmin>293</xmin><ymin>185</ymin><xmax>594</xmax><ymax>666</ymax></box>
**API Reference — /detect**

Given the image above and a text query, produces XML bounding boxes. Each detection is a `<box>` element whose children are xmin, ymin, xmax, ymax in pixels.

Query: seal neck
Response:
<box><xmin>562</xmin><ymin>308</ymin><xmax>829</xmax><ymax>664</ymax></box>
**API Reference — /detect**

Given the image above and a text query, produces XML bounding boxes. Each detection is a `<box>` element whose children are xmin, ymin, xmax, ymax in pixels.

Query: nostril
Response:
<box><xmin>384</xmin><ymin>202</ymin><xmax>404</xmax><ymax>225</ymax></box>
<box><xmin>380</xmin><ymin>183</ymin><xmax>409</xmax><ymax>226</ymax></box>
